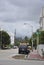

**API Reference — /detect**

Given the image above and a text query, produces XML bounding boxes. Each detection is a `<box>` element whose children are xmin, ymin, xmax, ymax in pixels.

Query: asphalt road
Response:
<box><xmin>0</xmin><ymin>48</ymin><xmax>18</xmax><ymax>59</ymax></box>
<box><xmin>0</xmin><ymin>49</ymin><xmax>44</xmax><ymax>65</ymax></box>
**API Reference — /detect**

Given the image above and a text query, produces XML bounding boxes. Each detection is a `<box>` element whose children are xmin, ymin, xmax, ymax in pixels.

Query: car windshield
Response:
<box><xmin>19</xmin><ymin>45</ymin><xmax>27</xmax><ymax>48</ymax></box>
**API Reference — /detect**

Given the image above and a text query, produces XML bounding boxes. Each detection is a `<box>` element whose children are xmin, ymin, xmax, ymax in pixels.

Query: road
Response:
<box><xmin>0</xmin><ymin>48</ymin><xmax>18</xmax><ymax>60</ymax></box>
<box><xmin>0</xmin><ymin>49</ymin><xmax>44</xmax><ymax>65</ymax></box>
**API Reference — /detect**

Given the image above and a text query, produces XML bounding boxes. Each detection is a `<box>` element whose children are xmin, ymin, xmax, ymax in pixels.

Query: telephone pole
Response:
<box><xmin>14</xmin><ymin>29</ymin><xmax>16</xmax><ymax>46</ymax></box>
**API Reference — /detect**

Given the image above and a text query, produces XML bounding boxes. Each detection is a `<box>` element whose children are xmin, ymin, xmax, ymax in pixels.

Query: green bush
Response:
<box><xmin>39</xmin><ymin>31</ymin><xmax>44</xmax><ymax>44</ymax></box>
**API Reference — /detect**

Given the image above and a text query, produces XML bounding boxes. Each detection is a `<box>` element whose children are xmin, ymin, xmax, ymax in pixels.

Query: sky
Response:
<box><xmin>0</xmin><ymin>0</ymin><xmax>44</xmax><ymax>44</ymax></box>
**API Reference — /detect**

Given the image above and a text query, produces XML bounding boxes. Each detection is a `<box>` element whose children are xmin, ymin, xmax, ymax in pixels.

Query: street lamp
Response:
<box><xmin>24</xmin><ymin>23</ymin><xmax>33</xmax><ymax>51</ymax></box>
<box><xmin>36</xmin><ymin>30</ymin><xmax>41</xmax><ymax>49</ymax></box>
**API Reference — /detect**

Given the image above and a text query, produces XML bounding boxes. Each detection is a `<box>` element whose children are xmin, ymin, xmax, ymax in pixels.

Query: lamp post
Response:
<box><xmin>36</xmin><ymin>30</ymin><xmax>41</xmax><ymax>49</ymax></box>
<box><xmin>36</xmin><ymin>32</ymin><xmax>39</xmax><ymax>48</ymax></box>
<box><xmin>24</xmin><ymin>23</ymin><xmax>33</xmax><ymax>51</ymax></box>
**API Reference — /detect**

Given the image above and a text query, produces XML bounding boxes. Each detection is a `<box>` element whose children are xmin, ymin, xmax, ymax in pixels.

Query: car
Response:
<box><xmin>18</xmin><ymin>45</ymin><xmax>30</xmax><ymax>54</ymax></box>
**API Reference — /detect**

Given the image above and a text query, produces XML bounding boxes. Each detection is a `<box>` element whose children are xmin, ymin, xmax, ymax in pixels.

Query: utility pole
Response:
<box><xmin>14</xmin><ymin>29</ymin><xmax>16</xmax><ymax>46</ymax></box>
<box><xmin>31</xmin><ymin>27</ymin><xmax>33</xmax><ymax>51</ymax></box>
<box><xmin>36</xmin><ymin>30</ymin><xmax>41</xmax><ymax>52</ymax></box>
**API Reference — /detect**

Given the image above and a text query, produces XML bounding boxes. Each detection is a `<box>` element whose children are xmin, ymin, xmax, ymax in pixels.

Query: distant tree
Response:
<box><xmin>35</xmin><ymin>29</ymin><xmax>44</xmax><ymax>44</ymax></box>
<box><xmin>14</xmin><ymin>37</ymin><xmax>22</xmax><ymax>46</ymax></box>
<box><xmin>29</xmin><ymin>32</ymin><xmax>37</xmax><ymax>48</ymax></box>
<box><xmin>39</xmin><ymin>31</ymin><xmax>44</xmax><ymax>44</ymax></box>
<box><xmin>28</xmin><ymin>38</ymin><xmax>32</xmax><ymax>46</ymax></box>
<box><xmin>32</xmin><ymin>30</ymin><xmax>44</xmax><ymax>45</ymax></box>
<box><xmin>24</xmin><ymin>36</ymin><xmax>29</xmax><ymax>43</ymax></box>
<box><xmin>0</xmin><ymin>30</ymin><xmax>11</xmax><ymax>49</ymax></box>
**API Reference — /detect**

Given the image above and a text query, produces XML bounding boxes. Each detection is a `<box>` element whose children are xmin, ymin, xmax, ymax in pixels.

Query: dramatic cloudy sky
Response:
<box><xmin>0</xmin><ymin>0</ymin><xmax>44</xmax><ymax>44</ymax></box>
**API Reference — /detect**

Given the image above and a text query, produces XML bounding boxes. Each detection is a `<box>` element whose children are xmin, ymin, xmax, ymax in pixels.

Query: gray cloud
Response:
<box><xmin>0</xmin><ymin>0</ymin><xmax>44</xmax><ymax>22</ymax></box>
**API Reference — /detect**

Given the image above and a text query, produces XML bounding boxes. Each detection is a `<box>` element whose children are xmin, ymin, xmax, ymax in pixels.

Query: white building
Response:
<box><xmin>37</xmin><ymin>44</ymin><xmax>44</xmax><ymax>57</ymax></box>
<box><xmin>39</xmin><ymin>7</ymin><xmax>44</xmax><ymax>31</ymax></box>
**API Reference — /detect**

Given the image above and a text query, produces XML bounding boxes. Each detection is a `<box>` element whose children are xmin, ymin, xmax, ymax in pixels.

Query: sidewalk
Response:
<box><xmin>27</xmin><ymin>50</ymin><xmax>44</xmax><ymax>60</ymax></box>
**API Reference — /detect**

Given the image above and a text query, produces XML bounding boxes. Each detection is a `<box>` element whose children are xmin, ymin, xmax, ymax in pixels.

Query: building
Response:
<box><xmin>20</xmin><ymin>42</ymin><xmax>29</xmax><ymax>45</ymax></box>
<box><xmin>37</xmin><ymin>44</ymin><xmax>44</xmax><ymax>57</ymax></box>
<box><xmin>39</xmin><ymin>7</ymin><xmax>44</xmax><ymax>31</ymax></box>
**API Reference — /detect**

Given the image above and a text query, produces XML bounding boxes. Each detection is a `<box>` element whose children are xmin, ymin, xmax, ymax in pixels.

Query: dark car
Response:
<box><xmin>18</xmin><ymin>45</ymin><xmax>30</xmax><ymax>54</ymax></box>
